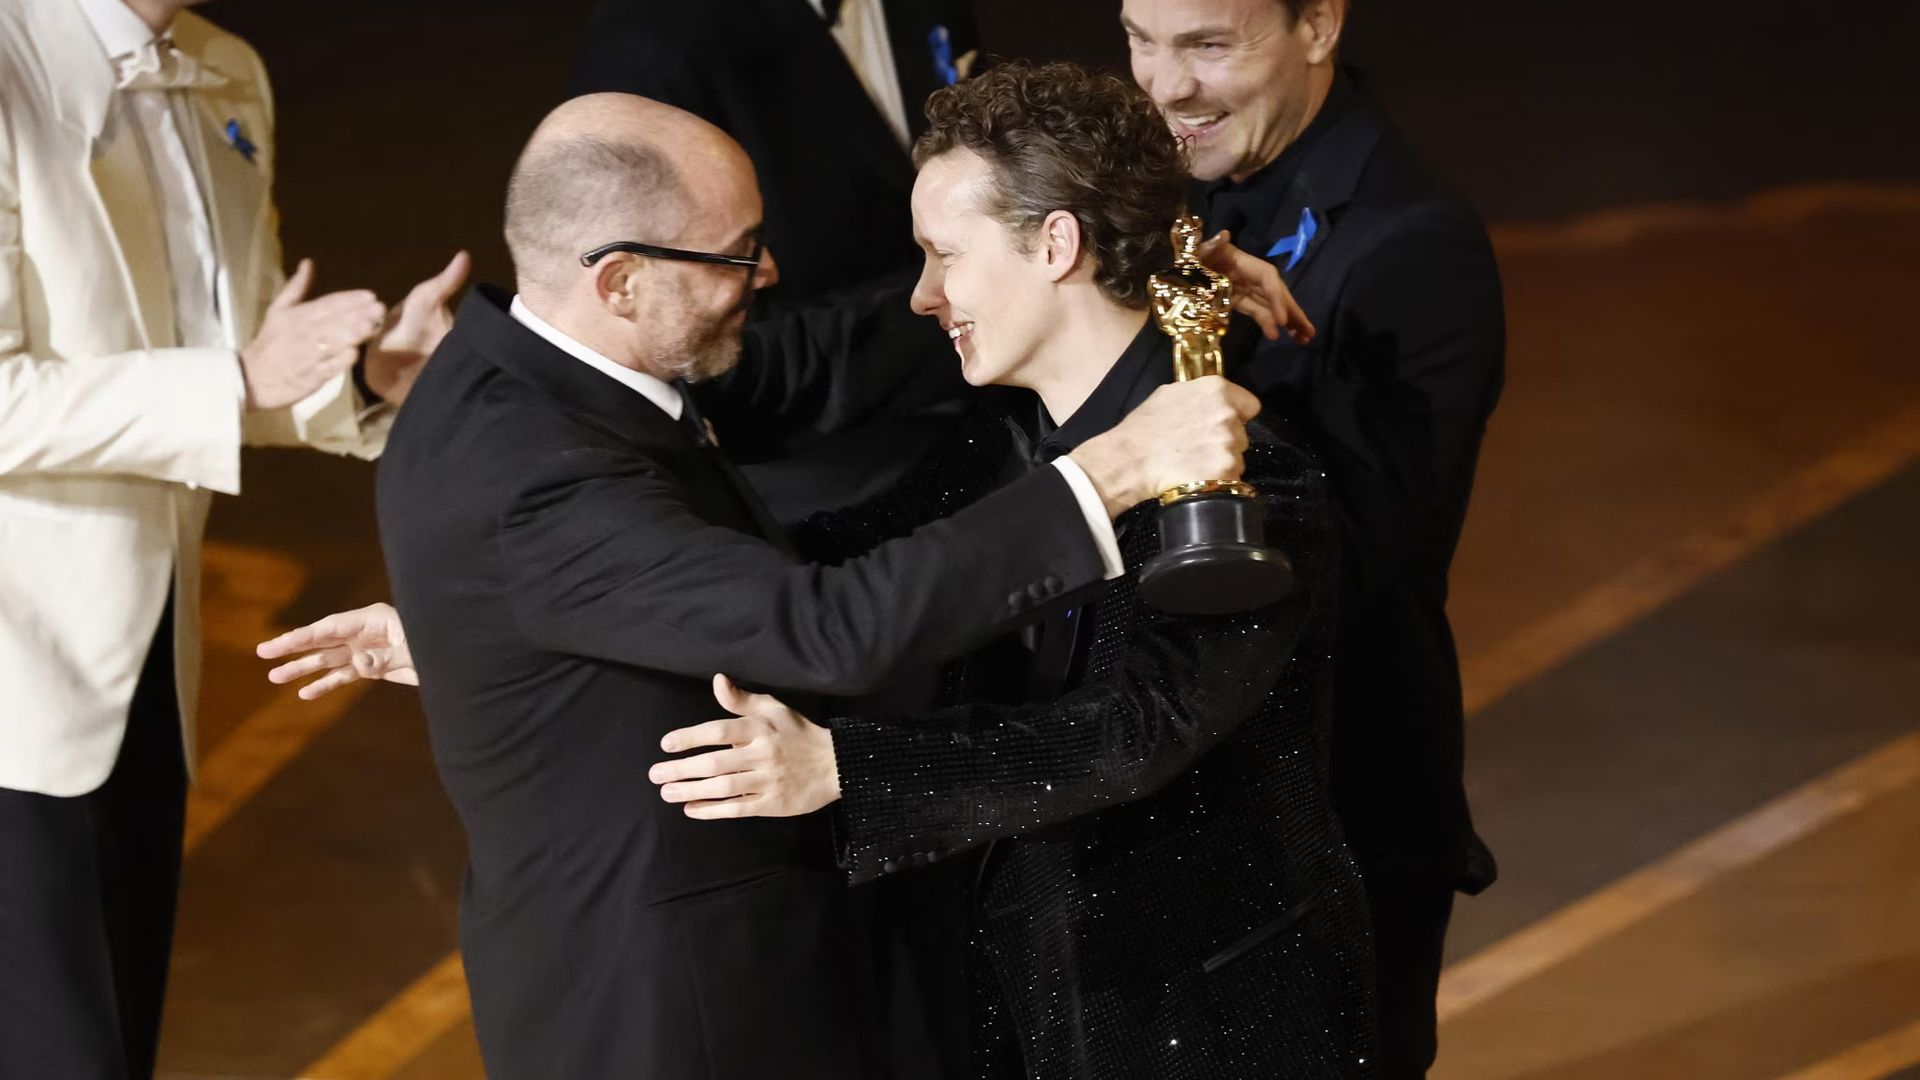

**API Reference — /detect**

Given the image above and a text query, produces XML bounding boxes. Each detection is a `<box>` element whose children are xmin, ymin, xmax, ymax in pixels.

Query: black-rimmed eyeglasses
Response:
<box><xmin>579</xmin><ymin>238</ymin><xmax>764</xmax><ymax>288</ymax></box>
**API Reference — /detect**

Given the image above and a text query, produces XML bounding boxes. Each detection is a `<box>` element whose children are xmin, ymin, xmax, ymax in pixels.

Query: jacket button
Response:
<box><xmin>881</xmin><ymin>858</ymin><xmax>901</xmax><ymax>874</ymax></box>
<box><xmin>1007</xmin><ymin>591</ymin><xmax>1025</xmax><ymax>610</ymax></box>
<box><xmin>1044</xmin><ymin>575</ymin><xmax>1062</xmax><ymax>592</ymax></box>
<box><xmin>1027</xmin><ymin>582</ymin><xmax>1049</xmax><ymax>601</ymax></box>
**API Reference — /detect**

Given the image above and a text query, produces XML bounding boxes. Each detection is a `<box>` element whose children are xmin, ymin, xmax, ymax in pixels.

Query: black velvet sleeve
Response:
<box><xmin>828</xmin><ymin>436</ymin><xmax>1333</xmax><ymax>884</ymax></box>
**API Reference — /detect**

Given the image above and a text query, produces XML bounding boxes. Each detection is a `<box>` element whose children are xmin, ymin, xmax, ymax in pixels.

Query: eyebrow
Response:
<box><xmin>727</xmin><ymin>223</ymin><xmax>763</xmax><ymax>253</ymax></box>
<box><xmin>1120</xmin><ymin>15</ymin><xmax>1237</xmax><ymax>46</ymax></box>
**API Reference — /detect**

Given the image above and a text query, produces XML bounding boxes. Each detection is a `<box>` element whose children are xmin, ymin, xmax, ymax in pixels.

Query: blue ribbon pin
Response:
<box><xmin>1264</xmin><ymin>207</ymin><xmax>1318</xmax><ymax>271</ymax></box>
<box><xmin>224</xmin><ymin>119</ymin><xmax>257</xmax><ymax>164</ymax></box>
<box><xmin>929</xmin><ymin>25</ymin><xmax>958</xmax><ymax>87</ymax></box>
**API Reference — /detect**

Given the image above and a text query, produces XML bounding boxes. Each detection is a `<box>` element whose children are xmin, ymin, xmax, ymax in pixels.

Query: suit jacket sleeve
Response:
<box><xmin>1318</xmin><ymin>201</ymin><xmax>1504</xmax><ymax>600</ymax></box>
<box><xmin>697</xmin><ymin>275</ymin><xmax>975</xmax><ymax>464</ymax></box>
<box><xmin>0</xmin><ymin>84</ymin><xmax>247</xmax><ymax>491</ymax></box>
<box><xmin>497</xmin><ymin>442</ymin><xmax>1104</xmax><ymax>696</ymax></box>
<box><xmin>828</xmin><ymin>441</ymin><xmax>1331</xmax><ymax>884</ymax></box>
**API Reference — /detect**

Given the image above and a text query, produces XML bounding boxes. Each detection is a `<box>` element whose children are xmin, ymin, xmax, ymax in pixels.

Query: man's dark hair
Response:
<box><xmin>914</xmin><ymin>61</ymin><xmax>1190</xmax><ymax>309</ymax></box>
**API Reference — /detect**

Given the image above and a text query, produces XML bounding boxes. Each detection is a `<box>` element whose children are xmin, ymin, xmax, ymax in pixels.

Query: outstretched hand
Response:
<box><xmin>255</xmin><ymin>602</ymin><xmax>417</xmax><ymax>700</ymax></box>
<box><xmin>649</xmin><ymin>675</ymin><xmax>840</xmax><ymax>819</ymax></box>
<box><xmin>1196</xmin><ymin>230</ymin><xmax>1315</xmax><ymax>345</ymax></box>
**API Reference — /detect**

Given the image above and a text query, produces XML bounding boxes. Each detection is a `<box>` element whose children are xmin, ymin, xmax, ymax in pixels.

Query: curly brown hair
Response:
<box><xmin>913</xmin><ymin>60</ymin><xmax>1190</xmax><ymax>309</ymax></box>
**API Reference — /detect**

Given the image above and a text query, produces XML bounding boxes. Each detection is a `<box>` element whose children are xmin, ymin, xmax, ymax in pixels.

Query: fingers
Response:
<box><xmin>683</xmin><ymin>794</ymin><xmax>768</xmax><ymax>820</ymax></box>
<box><xmin>266</xmin><ymin>646</ymin><xmax>349</xmax><ymax>685</ymax></box>
<box><xmin>712</xmin><ymin>673</ymin><xmax>750</xmax><ymax>715</ymax></box>
<box><xmin>1234</xmin><ymin>292</ymin><xmax>1280</xmax><ymax>340</ymax></box>
<box><xmin>269</xmin><ymin>258</ymin><xmax>315</xmax><ymax>312</ymax></box>
<box><xmin>256</xmin><ymin>609</ymin><xmax>365</xmax><ymax>659</ymax></box>
<box><xmin>1278</xmin><ymin>291</ymin><xmax>1315</xmax><ymax>344</ymax></box>
<box><xmin>297</xmin><ymin>290</ymin><xmax>388</xmax><ymax>347</ymax></box>
<box><xmin>352</xmin><ymin>649</ymin><xmax>393</xmax><ymax>678</ymax></box>
<box><xmin>298</xmin><ymin>666</ymin><xmax>362</xmax><ymax>701</ymax></box>
<box><xmin>711</xmin><ymin>673</ymin><xmax>783</xmax><ymax>719</ymax></box>
<box><xmin>415</xmin><ymin>250</ymin><xmax>471</xmax><ymax>305</ymax></box>
<box><xmin>661</xmin><ymin>716</ymin><xmax>749</xmax><ymax>753</ymax></box>
<box><xmin>1218</xmin><ymin>379</ymin><xmax>1261</xmax><ymax>422</ymax></box>
<box><xmin>649</xmin><ymin>746</ymin><xmax>751</xmax><ymax>785</ymax></box>
<box><xmin>659</xmin><ymin>772</ymin><xmax>758</xmax><ymax>804</ymax></box>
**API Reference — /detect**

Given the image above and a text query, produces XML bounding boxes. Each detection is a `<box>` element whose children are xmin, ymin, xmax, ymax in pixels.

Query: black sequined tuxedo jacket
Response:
<box><xmin>796</xmin><ymin>328</ymin><xmax>1381</xmax><ymax>1080</ymax></box>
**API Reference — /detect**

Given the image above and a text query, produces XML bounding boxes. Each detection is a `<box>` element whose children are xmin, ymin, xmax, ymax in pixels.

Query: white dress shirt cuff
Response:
<box><xmin>1049</xmin><ymin>457</ymin><xmax>1126</xmax><ymax>581</ymax></box>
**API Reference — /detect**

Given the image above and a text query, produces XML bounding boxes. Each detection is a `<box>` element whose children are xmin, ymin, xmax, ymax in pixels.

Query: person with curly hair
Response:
<box><xmin>651</xmin><ymin>60</ymin><xmax>1380</xmax><ymax>1079</ymax></box>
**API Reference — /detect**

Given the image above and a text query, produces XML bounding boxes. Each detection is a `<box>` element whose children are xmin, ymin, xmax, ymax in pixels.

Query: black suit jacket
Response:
<box><xmin>375</xmin><ymin>286</ymin><xmax>1104</xmax><ymax>1079</ymax></box>
<box><xmin>1198</xmin><ymin>70</ymin><xmax>1506</xmax><ymax>889</ymax></box>
<box><xmin>800</xmin><ymin>329</ymin><xmax>1379</xmax><ymax>1079</ymax></box>
<box><xmin>571</xmin><ymin>0</ymin><xmax>977</xmax><ymax>307</ymax></box>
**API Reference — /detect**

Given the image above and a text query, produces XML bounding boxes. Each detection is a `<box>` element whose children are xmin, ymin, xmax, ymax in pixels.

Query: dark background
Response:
<box><xmin>211</xmin><ymin>0</ymin><xmax>1920</xmax><ymax>303</ymax></box>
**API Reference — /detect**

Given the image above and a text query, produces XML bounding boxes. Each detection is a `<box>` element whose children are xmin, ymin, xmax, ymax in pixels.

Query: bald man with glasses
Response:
<box><xmin>366</xmin><ymin>93</ymin><xmax>1260</xmax><ymax>1080</ymax></box>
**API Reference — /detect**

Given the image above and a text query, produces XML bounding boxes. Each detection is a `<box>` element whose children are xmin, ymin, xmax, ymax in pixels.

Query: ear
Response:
<box><xmin>1039</xmin><ymin>209</ymin><xmax>1084</xmax><ymax>285</ymax></box>
<box><xmin>1303</xmin><ymin>0</ymin><xmax>1346</xmax><ymax>65</ymax></box>
<box><xmin>593</xmin><ymin>254</ymin><xmax>642</xmax><ymax>317</ymax></box>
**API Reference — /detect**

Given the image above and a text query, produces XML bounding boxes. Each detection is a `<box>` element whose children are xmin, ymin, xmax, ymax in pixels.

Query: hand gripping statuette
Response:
<box><xmin>1137</xmin><ymin>216</ymin><xmax>1294</xmax><ymax>615</ymax></box>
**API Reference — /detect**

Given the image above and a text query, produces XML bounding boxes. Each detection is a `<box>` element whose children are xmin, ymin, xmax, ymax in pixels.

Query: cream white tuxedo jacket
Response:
<box><xmin>0</xmin><ymin>0</ymin><xmax>389</xmax><ymax>796</ymax></box>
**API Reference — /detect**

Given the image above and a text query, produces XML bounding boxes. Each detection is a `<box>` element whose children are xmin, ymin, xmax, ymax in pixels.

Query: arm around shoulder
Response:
<box><xmin>499</xmin><ymin>444</ymin><xmax>1107</xmax><ymax>695</ymax></box>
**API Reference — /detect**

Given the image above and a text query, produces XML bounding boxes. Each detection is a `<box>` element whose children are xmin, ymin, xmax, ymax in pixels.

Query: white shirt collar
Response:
<box><xmin>75</xmin><ymin>0</ymin><xmax>167</xmax><ymax>61</ymax></box>
<box><xmin>508</xmin><ymin>295</ymin><xmax>683</xmax><ymax>421</ymax></box>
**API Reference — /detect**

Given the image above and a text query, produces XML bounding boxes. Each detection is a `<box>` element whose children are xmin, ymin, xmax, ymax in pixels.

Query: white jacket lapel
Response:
<box><xmin>182</xmin><ymin>92</ymin><xmax>268</xmax><ymax>347</ymax></box>
<box><xmin>38</xmin><ymin>0</ymin><xmax>177</xmax><ymax>349</ymax></box>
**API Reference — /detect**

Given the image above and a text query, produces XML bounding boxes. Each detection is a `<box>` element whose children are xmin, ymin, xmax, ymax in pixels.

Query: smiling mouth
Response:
<box><xmin>947</xmin><ymin>322</ymin><xmax>974</xmax><ymax>352</ymax></box>
<box><xmin>1170</xmin><ymin>111</ymin><xmax>1228</xmax><ymax>138</ymax></box>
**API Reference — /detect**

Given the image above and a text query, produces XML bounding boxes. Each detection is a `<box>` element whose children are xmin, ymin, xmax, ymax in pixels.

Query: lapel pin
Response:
<box><xmin>1264</xmin><ymin>206</ymin><xmax>1319</xmax><ymax>272</ymax></box>
<box><xmin>224</xmin><ymin>118</ymin><xmax>257</xmax><ymax>164</ymax></box>
<box><xmin>929</xmin><ymin>25</ymin><xmax>959</xmax><ymax>87</ymax></box>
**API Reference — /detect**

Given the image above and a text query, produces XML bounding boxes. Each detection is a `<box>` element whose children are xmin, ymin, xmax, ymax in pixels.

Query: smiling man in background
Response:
<box><xmin>1122</xmin><ymin>0</ymin><xmax>1508</xmax><ymax>1074</ymax></box>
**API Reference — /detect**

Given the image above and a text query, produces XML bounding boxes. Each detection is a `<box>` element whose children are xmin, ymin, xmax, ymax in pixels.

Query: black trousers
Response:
<box><xmin>0</xmin><ymin>599</ymin><xmax>187</xmax><ymax>1080</ymax></box>
<box><xmin>1363</xmin><ymin>868</ymin><xmax>1456</xmax><ymax>1079</ymax></box>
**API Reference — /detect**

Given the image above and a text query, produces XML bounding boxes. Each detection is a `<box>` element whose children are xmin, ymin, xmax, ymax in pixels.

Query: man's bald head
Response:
<box><xmin>503</xmin><ymin>94</ymin><xmax>751</xmax><ymax>303</ymax></box>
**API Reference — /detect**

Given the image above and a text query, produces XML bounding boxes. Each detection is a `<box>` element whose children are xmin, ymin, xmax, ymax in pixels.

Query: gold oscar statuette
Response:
<box><xmin>1136</xmin><ymin>216</ymin><xmax>1294</xmax><ymax>615</ymax></box>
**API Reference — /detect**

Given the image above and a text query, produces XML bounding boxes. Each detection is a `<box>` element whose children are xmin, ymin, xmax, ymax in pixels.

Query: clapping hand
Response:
<box><xmin>239</xmin><ymin>259</ymin><xmax>385</xmax><ymax>410</ymax></box>
<box><xmin>362</xmin><ymin>250</ymin><xmax>471</xmax><ymax>405</ymax></box>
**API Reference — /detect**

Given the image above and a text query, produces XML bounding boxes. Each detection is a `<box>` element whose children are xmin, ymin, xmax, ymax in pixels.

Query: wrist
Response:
<box><xmin>822</xmin><ymin>725</ymin><xmax>843</xmax><ymax>802</ymax></box>
<box><xmin>353</xmin><ymin>347</ymin><xmax>389</xmax><ymax>405</ymax></box>
<box><xmin>1065</xmin><ymin>435</ymin><xmax>1144</xmax><ymax>518</ymax></box>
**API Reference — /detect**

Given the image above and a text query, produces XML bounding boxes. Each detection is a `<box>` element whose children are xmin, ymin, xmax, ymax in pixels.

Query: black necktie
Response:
<box><xmin>672</xmin><ymin>380</ymin><xmax>796</xmax><ymax>555</ymax></box>
<box><xmin>818</xmin><ymin>0</ymin><xmax>844</xmax><ymax>26</ymax></box>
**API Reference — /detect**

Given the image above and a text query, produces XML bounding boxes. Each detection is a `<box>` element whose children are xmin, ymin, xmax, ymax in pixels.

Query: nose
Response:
<box><xmin>909</xmin><ymin>258</ymin><xmax>943</xmax><ymax>318</ymax></box>
<box><xmin>1137</xmin><ymin>51</ymin><xmax>1198</xmax><ymax>112</ymax></box>
<box><xmin>754</xmin><ymin>245</ymin><xmax>780</xmax><ymax>290</ymax></box>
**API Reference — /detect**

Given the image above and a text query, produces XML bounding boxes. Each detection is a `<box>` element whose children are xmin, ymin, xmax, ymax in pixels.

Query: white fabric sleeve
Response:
<box><xmin>1048</xmin><ymin>456</ymin><xmax>1126</xmax><ymax>581</ymax></box>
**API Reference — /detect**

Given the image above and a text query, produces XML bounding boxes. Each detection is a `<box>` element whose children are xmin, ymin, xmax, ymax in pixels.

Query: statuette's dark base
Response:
<box><xmin>1139</xmin><ymin>494</ymin><xmax>1294</xmax><ymax>615</ymax></box>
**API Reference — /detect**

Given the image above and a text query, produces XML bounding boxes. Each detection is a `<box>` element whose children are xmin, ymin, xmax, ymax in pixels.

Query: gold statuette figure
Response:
<box><xmin>1136</xmin><ymin>216</ymin><xmax>1293</xmax><ymax>615</ymax></box>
